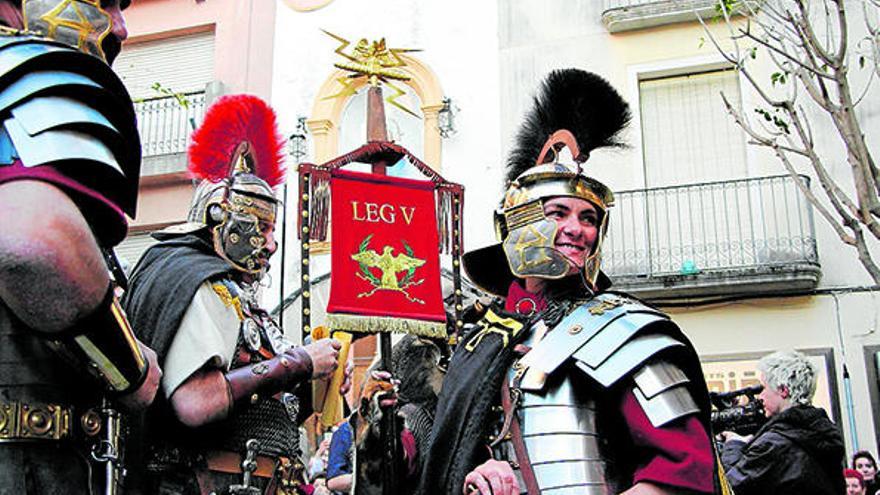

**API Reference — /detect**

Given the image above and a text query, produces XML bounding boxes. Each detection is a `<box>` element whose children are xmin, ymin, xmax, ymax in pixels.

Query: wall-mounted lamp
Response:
<box><xmin>288</xmin><ymin>116</ymin><xmax>309</xmax><ymax>163</ymax></box>
<box><xmin>437</xmin><ymin>97</ymin><xmax>458</xmax><ymax>139</ymax></box>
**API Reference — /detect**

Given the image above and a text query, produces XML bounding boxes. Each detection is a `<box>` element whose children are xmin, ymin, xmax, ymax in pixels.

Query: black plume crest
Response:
<box><xmin>507</xmin><ymin>69</ymin><xmax>631</xmax><ymax>184</ymax></box>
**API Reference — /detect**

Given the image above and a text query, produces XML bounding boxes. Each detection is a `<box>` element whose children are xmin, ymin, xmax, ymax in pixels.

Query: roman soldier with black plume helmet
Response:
<box><xmin>417</xmin><ymin>69</ymin><xmax>727</xmax><ymax>495</ymax></box>
<box><xmin>123</xmin><ymin>95</ymin><xmax>350</xmax><ymax>495</ymax></box>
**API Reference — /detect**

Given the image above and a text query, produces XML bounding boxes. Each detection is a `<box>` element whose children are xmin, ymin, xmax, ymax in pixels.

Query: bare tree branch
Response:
<box><xmin>720</xmin><ymin>93</ymin><xmax>857</xmax><ymax>245</ymax></box>
<box><xmin>702</xmin><ymin>0</ymin><xmax>880</xmax><ymax>283</ymax></box>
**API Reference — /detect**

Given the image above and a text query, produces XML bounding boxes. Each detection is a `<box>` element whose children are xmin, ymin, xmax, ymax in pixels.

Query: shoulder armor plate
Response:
<box><xmin>0</xmin><ymin>37</ymin><xmax>140</xmax><ymax>217</ymax></box>
<box><xmin>573</xmin><ymin>333</ymin><xmax>684</xmax><ymax>387</ymax></box>
<box><xmin>632</xmin><ymin>360</ymin><xmax>699</xmax><ymax>427</ymax></box>
<box><xmin>518</xmin><ymin>294</ymin><xmax>666</xmax><ymax>375</ymax></box>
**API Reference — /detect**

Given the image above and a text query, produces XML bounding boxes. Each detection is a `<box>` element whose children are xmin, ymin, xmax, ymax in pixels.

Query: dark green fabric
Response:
<box><xmin>121</xmin><ymin>232</ymin><xmax>232</xmax><ymax>364</ymax></box>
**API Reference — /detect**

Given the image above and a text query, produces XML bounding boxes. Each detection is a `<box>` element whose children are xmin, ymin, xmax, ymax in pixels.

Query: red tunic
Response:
<box><xmin>0</xmin><ymin>160</ymin><xmax>128</xmax><ymax>245</ymax></box>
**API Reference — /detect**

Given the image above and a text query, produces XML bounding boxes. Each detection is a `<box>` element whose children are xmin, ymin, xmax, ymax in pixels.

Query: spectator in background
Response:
<box><xmin>327</xmin><ymin>418</ymin><xmax>354</xmax><ymax>494</ymax></box>
<box><xmin>309</xmin><ymin>436</ymin><xmax>332</xmax><ymax>481</ymax></box>
<box><xmin>720</xmin><ymin>350</ymin><xmax>845</xmax><ymax>495</ymax></box>
<box><xmin>854</xmin><ymin>451</ymin><xmax>880</xmax><ymax>495</ymax></box>
<box><xmin>846</xmin><ymin>469</ymin><xmax>867</xmax><ymax>495</ymax></box>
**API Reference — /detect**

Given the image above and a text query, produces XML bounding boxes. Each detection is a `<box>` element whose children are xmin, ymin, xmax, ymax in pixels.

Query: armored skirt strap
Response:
<box><xmin>500</xmin><ymin>378</ymin><xmax>539</xmax><ymax>495</ymax></box>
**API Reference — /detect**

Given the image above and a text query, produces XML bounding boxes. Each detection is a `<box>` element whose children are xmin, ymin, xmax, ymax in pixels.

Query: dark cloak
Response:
<box><xmin>121</xmin><ymin>231</ymin><xmax>232</xmax><ymax>363</ymax></box>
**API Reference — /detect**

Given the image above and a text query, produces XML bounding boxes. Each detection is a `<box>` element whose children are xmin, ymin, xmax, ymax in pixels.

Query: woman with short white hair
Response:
<box><xmin>720</xmin><ymin>349</ymin><xmax>845</xmax><ymax>495</ymax></box>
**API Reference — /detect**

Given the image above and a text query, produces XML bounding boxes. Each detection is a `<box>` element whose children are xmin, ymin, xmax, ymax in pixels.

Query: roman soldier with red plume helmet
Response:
<box><xmin>185</xmin><ymin>94</ymin><xmax>287</xmax><ymax>276</ymax></box>
<box><xmin>122</xmin><ymin>95</ymin><xmax>350</xmax><ymax>495</ymax></box>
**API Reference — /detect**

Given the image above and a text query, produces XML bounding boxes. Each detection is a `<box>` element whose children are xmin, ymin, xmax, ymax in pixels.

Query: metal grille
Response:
<box><xmin>604</xmin><ymin>175</ymin><xmax>818</xmax><ymax>278</ymax></box>
<box><xmin>135</xmin><ymin>91</ymin><xmax>207</xmax><ymax>157</ymax></box>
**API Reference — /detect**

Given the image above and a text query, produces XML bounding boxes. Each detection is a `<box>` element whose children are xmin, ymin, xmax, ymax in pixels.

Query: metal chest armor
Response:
<box><xmin>508</xmin><ymin>293</ymin><xmax>701</xmax><ymax>493</ymax></box>
<box><xmin>0</xmin><ymin>35</ymin><xmax>141</xmax><ymax>218</ymax></box>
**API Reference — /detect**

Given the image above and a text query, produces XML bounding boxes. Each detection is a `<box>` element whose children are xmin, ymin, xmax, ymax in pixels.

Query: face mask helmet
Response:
<box><xmin>463</xmin><ymin>69</ymin><xmax>630</xmax><ymax>296</ymax></box>
<box><xmin>19</xmin><ymin>0</ymin><xmax>129</xmax><ymax>63</ymax></box>
<box><xmin>186</xmin><ymin>94</ymin><xmax>287</xmax><ymax>276</ymax></box>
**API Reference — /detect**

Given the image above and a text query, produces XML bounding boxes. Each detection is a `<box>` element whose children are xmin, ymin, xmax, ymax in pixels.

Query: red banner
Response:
<box><xmin>326</xmin><ymin>170</ymin><xmax>445</xmax><ymax>335</ymax></box>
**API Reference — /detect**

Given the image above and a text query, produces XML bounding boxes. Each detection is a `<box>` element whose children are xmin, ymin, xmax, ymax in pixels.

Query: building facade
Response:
<box><xmin>115</xmin><ymin>0</ymin><xmax>278</xmax><ymax>265</ymax></box>
<box><xmin>123</xmin><ymin>0</ymin><xmax>880</xmax><ymax>457</ymax></box>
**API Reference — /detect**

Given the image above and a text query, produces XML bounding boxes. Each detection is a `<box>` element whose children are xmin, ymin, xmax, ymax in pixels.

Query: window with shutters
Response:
<box><xmin>639</xmin><ymin>69</ymin><xmax>747</xmax><ymax>188</ymax></box>
<box><xmin>114</xmin><ymin>31</ymin><xmax>216</xmax><ymax>169</ymax></box>
<box><xmin>601</xmin><ymin>68</ymin><xmax>820</xmax><ymax>298</ymax></box>
<box><xmin>115</xmin><ymin>31</ymin><xmax>215</xmax><ymax>98</ymax></box>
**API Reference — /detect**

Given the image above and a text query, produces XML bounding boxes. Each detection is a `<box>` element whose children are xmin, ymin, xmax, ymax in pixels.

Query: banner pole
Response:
<box><xmin>364</xmin><ymin>84</ymin><xmax>399</xmax><ymax>495</ymax></box>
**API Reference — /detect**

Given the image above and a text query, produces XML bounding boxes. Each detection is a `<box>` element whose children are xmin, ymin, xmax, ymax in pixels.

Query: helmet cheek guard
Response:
<box><xmin>497</xmin><ymin>199</ymin><xmax>570</xmax><ymax>280</ymax></box>
<box><xmin>205</xmin><ymin>178</ymin><xmax>278</xmax><ymax>275</ymax></box>
<box><xmin>212</xmin><ymin>202</ymin><xmax>273</xmax><ymax>274</ymax></box>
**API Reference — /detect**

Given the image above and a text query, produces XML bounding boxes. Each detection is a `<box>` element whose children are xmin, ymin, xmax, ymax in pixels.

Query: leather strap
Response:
<box><xmin>225</xmin><ymin>347</ymin><xmax>313</xmax><ymax>404</ymax></box>
<box><xmin>500</xmin><ymin>379</ymin><xmax>540</xmax><ymax>495</ymax></box>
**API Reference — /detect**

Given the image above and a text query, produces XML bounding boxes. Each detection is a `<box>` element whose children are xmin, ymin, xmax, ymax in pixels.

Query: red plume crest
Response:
<box><xmin>188</xmin><ymin>94</ymin><xmax>287</xmax><ymax>188</ymax></box>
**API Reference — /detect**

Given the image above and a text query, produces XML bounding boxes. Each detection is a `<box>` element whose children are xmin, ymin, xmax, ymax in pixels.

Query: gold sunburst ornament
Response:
<box><xmin>22</xmin><ymin>0</ymin><xmax>112</xmax><ymax>61</ymax></box>
<box><xmin>322</xmin><ymin>30</ymin><xmax>422</xmax><ymax>118</ymax></box>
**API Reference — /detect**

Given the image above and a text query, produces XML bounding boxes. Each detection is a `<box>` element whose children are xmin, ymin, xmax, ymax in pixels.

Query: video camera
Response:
<box><xmin>709</xmin><ymin>384</ymin><xmax>767</xmax><ymax>436</ymax></box>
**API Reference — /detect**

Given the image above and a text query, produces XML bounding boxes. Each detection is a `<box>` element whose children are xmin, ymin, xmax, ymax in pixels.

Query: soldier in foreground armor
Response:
<box><xmin>122</xmin><ymin>95</ymin><xmax>349</xmax><ymax>495</ymax></box>
<box><xmin>0</xmin><ymin>1</ymin><xmax>163</xmax><ymax>493</ymax></box>
<box><xmin>416</xmin><ymin>69</ymin><xmax>724</xmax><ymax>495</ymax></box>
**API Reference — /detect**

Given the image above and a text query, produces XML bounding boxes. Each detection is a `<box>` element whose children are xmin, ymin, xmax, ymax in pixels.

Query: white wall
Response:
<box><xmin>266</xmin><ymin>0</ymin><xmax>502</xmax><ymax>313</ymax></box>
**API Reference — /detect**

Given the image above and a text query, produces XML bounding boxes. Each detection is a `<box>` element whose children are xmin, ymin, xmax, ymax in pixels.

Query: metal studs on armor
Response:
<box><xmin>243</xmin><ymin>319</ymin><xmax>262</xmax><ymax>352</ymax></box>
<box><xmin>81</xmin><ymin>409</ymin><xmax>102</xmax><ymax>437</ymax></box>
<box><xmin>264</xmin><ymin>320</ymin><xmax>291</xmax><ymax>354</ymax></box>
<box><xmin>251</xmin><ymin>362</ymin><xmax>270</xmax><ymax>375</ymax></box>
<box><xmin>26</xmin><ymin>408</ymin><xmax>51</xmax><ymax>435</ymax></box>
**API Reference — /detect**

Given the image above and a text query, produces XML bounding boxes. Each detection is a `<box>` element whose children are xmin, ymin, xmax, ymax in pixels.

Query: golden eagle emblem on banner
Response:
<box><xmin>352</xmin><ymin>234</ymin><xmax>426</xmax><ymax>303</ymax></box>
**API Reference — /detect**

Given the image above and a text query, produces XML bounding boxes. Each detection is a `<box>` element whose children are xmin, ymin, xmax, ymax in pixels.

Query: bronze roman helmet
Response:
<box><xmin>183</xmin><ymin>94</ymin><xmax>287</xmax><ymax>276</ymax></box>
<box><xmin>463</xmin><ymin>69</ymin><xmax>630</xmax><ymax>296</ymax></box>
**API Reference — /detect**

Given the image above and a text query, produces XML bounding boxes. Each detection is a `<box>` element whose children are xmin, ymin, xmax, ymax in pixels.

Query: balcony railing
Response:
<box><xmin>601</xmin><ymin>0</ymin><xmax>722</xmax><ymax>32</ymax></box>
<box><xmin>134</xmin><ymin>91</ymin><xmax>207</xmax><ymax>159</ymax></box>
<box><xmin>604</xmin><ymin>175</ymin><xmax>820</xmax><ymax>297</ymax></box>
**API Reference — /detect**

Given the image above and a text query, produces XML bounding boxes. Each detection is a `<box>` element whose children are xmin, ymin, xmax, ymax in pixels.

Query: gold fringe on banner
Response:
<box><xmin>327</xmin><ymin>313</ymin><xmax>447</xmax><ymax>339</ymax></box>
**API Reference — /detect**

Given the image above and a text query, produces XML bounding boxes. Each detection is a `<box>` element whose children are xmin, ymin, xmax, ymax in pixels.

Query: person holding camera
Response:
<box><xmin>719</xmin><ymin>350</ymin><xmax>845</xmax><ymax>495</ymax></box>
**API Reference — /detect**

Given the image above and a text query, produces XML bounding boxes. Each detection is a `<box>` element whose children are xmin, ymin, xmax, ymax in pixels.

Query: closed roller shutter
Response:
<box><xmin>640</xmin><ymin>69</ymin><xmax>747</xmax><ymax>187</ymax></box>
<box><xmin>114</xmin><ymin>31</ymin><xmax>216</xmax><ymax>99</ymax></box>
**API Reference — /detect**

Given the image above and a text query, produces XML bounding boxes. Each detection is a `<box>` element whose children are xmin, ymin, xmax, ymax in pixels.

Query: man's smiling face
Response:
<box><xmin>542</xmin><ymin>196</ymin><xmax>599</xmax><ymax>273</ymax></box>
